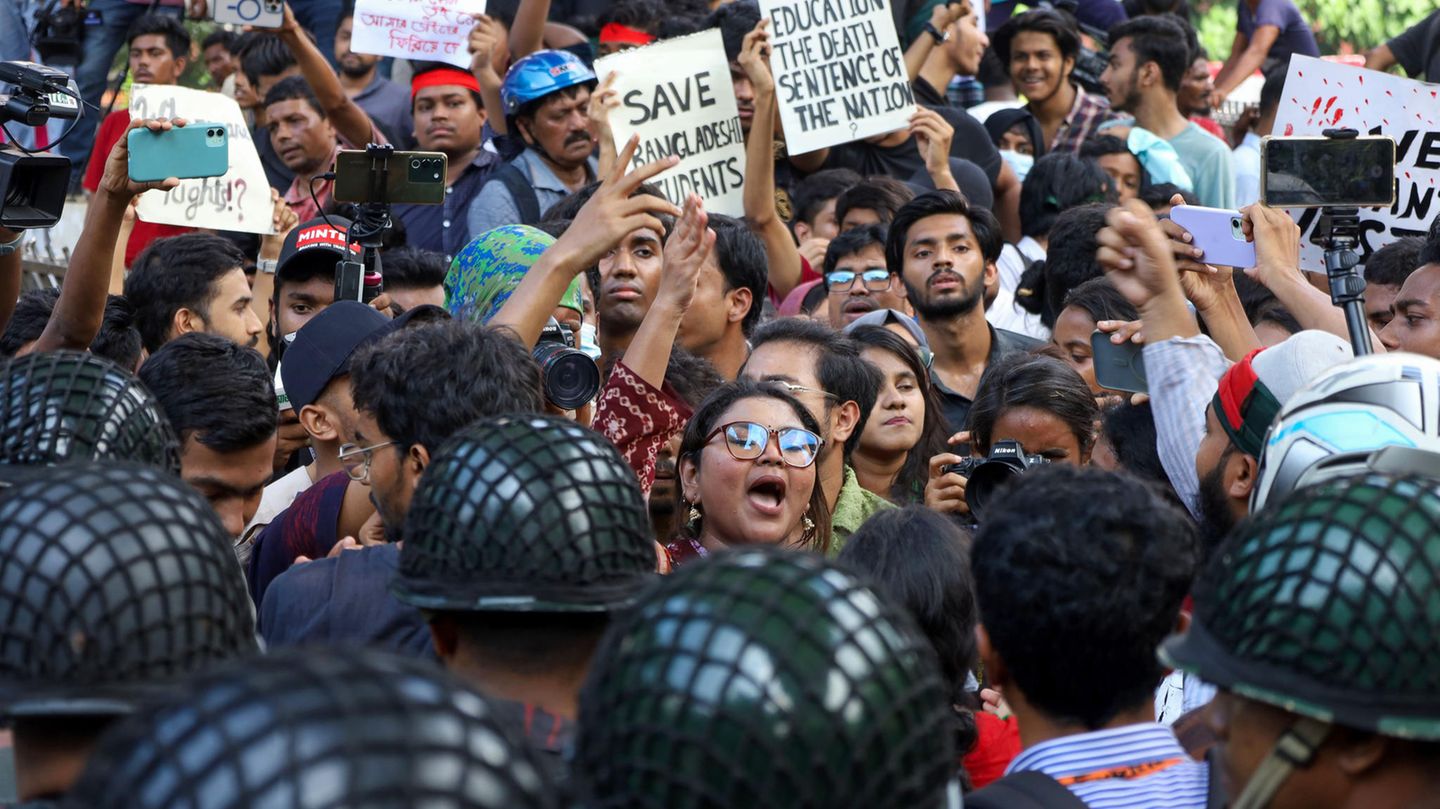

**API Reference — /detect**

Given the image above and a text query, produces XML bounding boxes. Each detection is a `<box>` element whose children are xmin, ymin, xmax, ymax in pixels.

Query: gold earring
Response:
<box><xmin>686</xmin><ymin>500</ymin><xmax>702</xmax><ymax>528</ymax></box>
<box><xmin>802</xmin><ymin>512</ymin><xmax>815</xmax><ymax>535</ymax></box>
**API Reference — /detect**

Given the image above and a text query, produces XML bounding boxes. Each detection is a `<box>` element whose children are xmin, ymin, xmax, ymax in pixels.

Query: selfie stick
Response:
<box><xmin>1317</xmin><ymin>128</ymin><xmax>1372</xmax><ymax>356</ymax></box>
<box><xmin>336</xmin><ymin>143</ymin><xmax>391</xmax><ymax>304</ymax></box>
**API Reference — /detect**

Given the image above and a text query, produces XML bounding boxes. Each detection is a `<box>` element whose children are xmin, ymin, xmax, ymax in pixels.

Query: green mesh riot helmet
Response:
<box><xmin>59</xmin><ymin>648</ymin><xmax>562</xmax><ymax>809</ymax></box>
<box><xmin>392</xmin><ymin>414</ymin><xmax>655</xmax><ymax>613</ymax></box>
<box><xmin>1162</xmin><ymin>472</ymin><xmax>1440</xmax><ymax>808</ymax></box>
<box><xmin>0</xmin><ymin>351</ymin><xmax>180</xmax><ymax>473</ymax></box>
<box><xmin>0</xmin><ymin>462</ymin><xmax>257</xmax><ymax>717</ymax></box>
<box><xmin>574</xmin><ymin>547</ymin><xmax>957</xmax><ymax>809</ymax></box>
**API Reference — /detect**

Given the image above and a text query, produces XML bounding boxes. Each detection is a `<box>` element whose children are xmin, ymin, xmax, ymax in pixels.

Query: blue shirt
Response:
<box><xmin>1004</xmin><ymin>722</ymin><xmax>1209</xmax><ymax>809</ymax></box>
<box><xmin>393</xmin><ymin>148</ymin><xmax>499</xmax><ymax>261</ymax></box>
<box><xmin>1238</xmin><ymin>0</ymin><xmax>1320</xmax><ymax>65</ymax></box>
<box><xmin>465</xmin><ymin>148</ymin><xmax>597</xmax><ymax>236</ymax></box>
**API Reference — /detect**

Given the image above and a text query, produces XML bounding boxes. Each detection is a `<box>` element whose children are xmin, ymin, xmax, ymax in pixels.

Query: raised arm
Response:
<box><xmin>470</xmin><ymin>15</ymin><xmax>509</xmax><ymax>136</ymax></box>
<box><xmin>626</xmin><ymin>194</ymin><xmax>714</xmax><ymax>388</ymax></box>
<box><xmin>507</xmin><ymin>0</ymin><xmax>551</xmax><ymax>61</ymax></box>
<box><xmin>278</xmin><ymin>2</ymin><xmax>376</xmax><ymax>146</ymax></box>
<box><xmin>588</xmin><ymin>72</ymin><xmax>621</xmax><ymax>180</ymax></box>
<box><xmin>739</xmin><ymin>19</ymin><xmax>803</xmax><ymax>298</ymax></box>
<box><xmin>1214</xmin><ymin>26</ymin><xmax>1278</xmax><ymax>102</ymax></box>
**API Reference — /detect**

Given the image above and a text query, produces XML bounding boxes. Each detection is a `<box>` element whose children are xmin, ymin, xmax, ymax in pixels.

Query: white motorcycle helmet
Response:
<box><xmin>1252</xmin><ymin>352</ymin><xmax>1440</xmax><ymax>512</ymax></box>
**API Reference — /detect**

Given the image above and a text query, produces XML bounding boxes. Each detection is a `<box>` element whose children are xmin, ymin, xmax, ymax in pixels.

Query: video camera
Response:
<box><xmin>941</xmin><ymin>439</ymin><xmax>1050</xmax><ymax>521</ymax></box>
<box><xmin>0</xmin><ymin>60</ymin><xmax>79</xmax><ymax>229</ymax></box>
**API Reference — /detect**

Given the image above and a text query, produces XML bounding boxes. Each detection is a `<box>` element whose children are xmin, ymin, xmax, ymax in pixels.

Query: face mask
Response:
<box><xmin>579</xmin><ymin>322</ymin><xmax>601</xmax><ymax>361</ymax></box>
<box><xmin>1000</xmin><ymin>149</ymin><xmax>1033</xmax><ymax>182</ymax></box>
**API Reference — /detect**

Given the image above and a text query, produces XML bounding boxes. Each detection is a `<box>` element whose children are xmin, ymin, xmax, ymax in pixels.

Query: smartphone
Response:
<box><xmin>1091</xmin><ymin>330</ymin><xmax>1148</xmax><ymax>395</ymax></box>
<box><xmin>333</xmin><ymin>150</ymin><xmax>448</xmax><ymax>205</ymax></box>
<box><xmin>212</xmin><ymin>0</ymin><xmax>283</xmax><ymax>28</ymax></box>
<box><xmin>127</xmin><ymin>123</ymin><xmax>229</xmax><ymax>182</ymax></box>
<box><xmin>1260</xmin><ymin>135</ymin><xmax>1396</xmax><ymax>209</ymax></box>
<box><xmin>1169</xmin><ymin>205</ymin><xmax>1256</xmax><ymax>268</ymax></box>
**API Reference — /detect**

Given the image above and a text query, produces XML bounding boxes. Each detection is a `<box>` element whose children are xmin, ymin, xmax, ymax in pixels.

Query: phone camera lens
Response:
<box><xmin>411</xmin><ymin>159</ymin><xmax>421</xmax><ymax>169</ymax></box>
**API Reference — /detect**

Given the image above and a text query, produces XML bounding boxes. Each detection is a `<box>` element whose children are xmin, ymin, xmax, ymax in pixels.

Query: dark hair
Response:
<box><xmin>201</xmin><ymin>29</ymin><xmax>238</xmax><ymax>53</ymax></box>
<box><xmin>886</xmin><ymin>190</ymin><xmax>1003</xmax><ymax>274</ymax></box>
<box><xmin>1107</xmin><ymin>15</ymin><xmax>1190</xmax><ymax>92</ymax></box>
<box><xmin>790</xmin><ymin>168</ymin><xmax>861</xmax><ymax>229</ymax></box>
<box><xmin>542</xmin><ymin>180</ymin><xmax>674</xmax><ymax>239</ymax></box>
<box><xmin>0</xmin><ymin>290</ymin><xmax>143</xmax><ymax>370</ymax></box>
<box><xmin>1255</xmin><ymin>303</ymin><xmax>1301</xmax><ymax>337</ymax></box>
<box><xmin>704</xmin><ymin>0</ymin><xmax>761</xmax><ymax>63</ymax></box>
<box><xmin>749</xmin><ymin>318</ymin><xmax>882</xmax><ymax>458</ymax></box>
<box><xmin>138</xmin><ymin>333</ymin><xmax>276</xmax><ymax>452</ymax></box>
<box><xmin>834</xmin><ymin>178</ymin><xmax>914</xmax><ymax>231</ymax></box>
<box><xmin>848</xmin><ymin>326</ymin><xmax>950</xmax><ymax>501</ymax></box>
<box><xmin>450</xmin><ymin>611</ymin><xmax>610</xmax><ymax>676</ymax></box>
<box><xmin>410</xmin><ymin>61</ymin><xmax>484</xmax><ymax>110</ymax></box>
<box><xmin>656</xmin><ymin>14</ymin><xmax>704</xmax><ymax>39</ymax></box>
<box><xmin>1423</xmin><ymin>213</ymin><xmax>1440</xmax><ymax>265</ymax></box>
<box><xmin>966</xmin><ymin>352</ymin><xmax>1097</xmax><ymax>456</ymax></box>
<box><xmin>240</xmin><ymin>33</ymin><xmax>295</xmax><ymax>87</ymax></box>
<box><xmin>126</xmin><ymin>233</ymin><xmax>248</xmax><ymax>354</ymax></box>
<box><xmin>837</xmin><ymin>505</ymin><xmax>978</xmax><ymax>758</ymax></box>
<box><xmin>708</xmin><ymin>214</ymin><xmax>768</xmax><ymax>337</ymax></box>
<box><xmin>972</xmin><ymin>464</ymin><xmax>1198</xmax><ymax>729</ymax></box>
<box><xmin>1079</xmin><ymin>134</ymin><xmax>1149</xmax><ymax>189</ymax></box>
<box><xmin>821</xmin><ymin>224</ymin><xmax>889</xmax><ymax>279</ymax></box>
<box><xmin>993</xmin><ymin>9</ymin><xmax>1081</xmax><ymax>70</ymax></box>
<box><xmin>800</xmin><ymin>282</ymin><xmax>829</xmax><ymax>315</ymax></box>
<box><xmin>515</xmin><ymin>83</ymin><xmax>591</xmax><ymax>123</ymax></box>
<box><xmin>1098</xmin><ymin>400</ymin><xmax>1182</xmax><ymax>507</ymax></box>
<box><xmin>263</xmin><ymin>74</ymin><xmax>323</xmax><ymax>116</ymax></box>
<box><xmin>598</xmin><ymin>0</ymin><xmax>664</xmax><ymax>33</ymax></box>
<box><xmin>1019</xmin><ymin>153</ymin><xmax>1113</xmax><ymax>239</ymax></box>
<box><xmin>1141</xmin><ymin>182</ymin><xmax>1199</xmax><ymax>209</ymax></box>
<box><xmin>1018</xmin><ymin>202</ymin><xmax>1115</xmax><ymax>329</ymax></box>
<box><xmin>666</xmin><ymin>348</ymin><xmax>726</xmax><ymax>411</ymax></box>
<box><xmin>1060</xmin><ymin>275</ymin><xmax>1138</xmax><ymax>326</ymax></box>
<box><xmin>380</xmin><ymin>246</ymin><xmax>449</xmax><ymax>291</ymax></box>
<box><xmin>1364</xmin><ymin>236</ymin><xmax>1425</xmax><ymax>288</ymax></box>
<box><xmin>1258</xmin><ymin>63</ymin><xmax>1287</xmax><ymax>116</ymax></box>
<box><xmin>125</xmin><ymin>13</ymin><xmax>190</xmax><ymax>62</ymax></box>
<box><xmin>674</xmin><ymin>378</ymin><xmax>831</xmax><ymax>552</ymax></box>
<box><xmin>349</xmin><ymin>321</ymin><xmax>543</xmax><ymax>453</ymax></box>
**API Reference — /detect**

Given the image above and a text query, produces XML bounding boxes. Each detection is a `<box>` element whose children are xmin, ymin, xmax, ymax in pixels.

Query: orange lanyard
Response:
<box><xmin>1054</xmin><ymin>757</ymin><xmax>1187</xmax><ymax>786</ymax></box>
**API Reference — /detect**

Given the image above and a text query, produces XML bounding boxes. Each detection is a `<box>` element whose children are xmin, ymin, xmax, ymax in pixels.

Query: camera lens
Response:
<box><xmin>532</xmin><ymin>342</ymin><xmax>600</xmax><ymax>411</ymax></box>
<box><xmin>965</xmin><ymin>459</ymin><xmax>1023</xmax><ymax>520</ymax></box>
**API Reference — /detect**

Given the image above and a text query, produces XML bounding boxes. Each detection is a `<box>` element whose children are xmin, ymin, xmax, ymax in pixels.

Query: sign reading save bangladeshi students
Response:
<box><xmin>595</xmin><ymin>29</ymin><xmax>747</xmax><ymax>216</ymax></box>
<box><xmin>351</xmin><ymin>0</ymin><xmax>486</xmax><ymax>69</ymax></box>
<box><xmin>1274</xmin><ymin>56</ymin><xmax>1440</xmax><ymax>271</ymax></box>
<box><xmin>758</xmin><ymin>0</ymin><xmax>916</xmax><ymax>155</ymax></box>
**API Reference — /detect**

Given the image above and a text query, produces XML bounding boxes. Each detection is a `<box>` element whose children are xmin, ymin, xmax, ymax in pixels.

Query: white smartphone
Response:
<box><xmin>1169</xmin><ymin>205</ymin><xmax>1257</xmax><ymax>269</ymax></box>
<box><xmin>212</xmin><ymin>0</ymin><xmax>283</xmax><ymax>29</ymax></box>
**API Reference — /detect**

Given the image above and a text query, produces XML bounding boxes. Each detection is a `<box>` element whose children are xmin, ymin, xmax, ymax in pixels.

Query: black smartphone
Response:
<box><xmin>333</xmin><ymin>150</ymin><xmax>448</xmax><ymax>205</ymax></box>
<box><xmin>1090</xmin><ymin>330</ymin><xmax>1147</xmax><ymax>395</ymax></box>
<box><xmin>1259</xmin><ymin>136</ymin><xmax>1396</xmax><ymax>209</ymax></box>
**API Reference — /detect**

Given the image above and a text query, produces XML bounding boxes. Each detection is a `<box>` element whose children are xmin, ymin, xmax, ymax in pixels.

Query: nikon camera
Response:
<box><xmin>941</xmin><ymin>439</ymin><xmax>1050</xmax><ymax>521</ymax></box>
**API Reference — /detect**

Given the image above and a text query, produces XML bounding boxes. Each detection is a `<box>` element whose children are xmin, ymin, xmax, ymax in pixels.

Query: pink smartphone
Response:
<box><xmin>1169</xmin><ymin>205</ymin><xmax>1256</xmax><ymax>269</ymax></box>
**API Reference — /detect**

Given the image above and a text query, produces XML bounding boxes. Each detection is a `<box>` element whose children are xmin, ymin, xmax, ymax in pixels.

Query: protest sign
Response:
<box><xmin>351</xmin><ymin>0</ymin><xmax>486</xmax><ymax>69</ymax></box>
<box><xmin>130</xmin><ymin>85</ymin><xmax>272</xmax><ymax>234</ymax></box>
<box><xmin>595</xmin><ymin>29</ymin><xmax>747</xmax><ymax>216</ymax></box>
<box><xmin>758</xmin><ymin>0</ymin><xmax>916</xmax><ymax>155</ymax></box>
<box><xmin>1274</xmin><ymin>56</ymin><xmax>1440</xmax><ymax>271</ymax></box>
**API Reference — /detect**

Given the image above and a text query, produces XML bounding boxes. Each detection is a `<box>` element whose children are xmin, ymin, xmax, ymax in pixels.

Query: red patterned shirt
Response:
<box><xmin>593</xmin><ymin>360</ymin><xmax>691</xmax><ymax>500</ymax></box>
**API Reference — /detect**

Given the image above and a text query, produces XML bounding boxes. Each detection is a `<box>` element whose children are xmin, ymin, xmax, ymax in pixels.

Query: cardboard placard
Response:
<box><xmin>351</xmin><ymin>0</ymin><xmax>486</xmax><ymax>69</ymax></box>
<box><xmin>595</xmin><ymin>29</ymin><xmax>747</xmax><ymax>216</ymax></box>
<box><xmin>758</xmin><ymin>0</ymin><xmax>916</xmax><ymax>155</ymax></box>
<box><xmin>1273</xmin><ymin>56</ymin><xmax>1440</xmax><ymax>271</ymax></box>
<box><xmin>130</xmin><ymin>85</ymin><xmax>273</xmax><ymax>234</ymax></box>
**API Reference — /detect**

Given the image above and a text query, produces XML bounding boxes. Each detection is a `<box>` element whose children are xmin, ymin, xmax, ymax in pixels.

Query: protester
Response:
<box><xmin>824</xmin><ymin>225</ymin><xmax>910</xmax><ymax>328</ymax></box>
<box><xmin>835</xmin><ymin>178</ymin><xmax>917</xmax><ymax>233</ymax></box>
<box><xmin>1212</xmin><ymin>0</ymin><xmax>1320</xmax><ymax>102</ymax></box>
<box><xmin>1362</xmin><ymin>236</ymin><xmax>1426</xmax><ymax>332</ymax></box>
<box><xmin>848</xmin><ymin>325</ymin><xmax>949</xmax><ymax>503</ymax></box>
<box><xmin>992</xmin><ymin>9</ymin><xmax>1115</xmax><ymax>155</ymax></box>
<box><xmin>1080</xmin><ymin>134</ymin><xmax>1146</xmax><ymax>203</ymax></box>
<box><xmin>125</xmin><ymin>234</ymin><xmax>264</xmax><ymax>354</ymax></box>
<box><xmin>1093</xmin><ymin>399</ymin><xmax>1183</xmax><ymax>506</ymax></box>
<box><xmin>595</xmin><ymin>0</ymin><xmax>663</xmax><ymax>56</ymax></box>
<box><xmin>201</xmin><ymin>29</ymin><xmax>239</xmax><ymax>89</ymax></box>
<box><xmin>1018</xmin><ymin>202</ymin><xmax>1117</xmax><ymax>330</ymax></box>
<box><xmin>1366</xmin><ymin>8</ymin><xmax>1440</xmax><ymax>82</ymax></box>
<box><xmin>789</xmin><ymin>168</ymin><xmax>862</xmax><ymax>259</ymax></box>
<box><xmin>234</xmin><ymin>33</ymin><xmax>299</xmax><ymax>191</ymax></box>
<box><xmin>0</xmin><ymin>290</ymin><xmax>142</xmax><ymax>371</ymax></box>
<box><xmin>1378</xmin><ymin>226</ymin><xmax>1440</xmax><ymax>357</ymax></box>
<box><xmin>1052</xmin><ymin>276</ymin><xmax>1141</xmax><ymax>394</ymax></box>
<box><xmin>333</xmin><ymin>7</ymin><xmax>413</xmax><ymax>146</ymax></box>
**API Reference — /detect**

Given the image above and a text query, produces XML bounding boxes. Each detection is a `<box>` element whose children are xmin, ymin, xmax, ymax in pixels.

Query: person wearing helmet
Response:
<box><xmin>0</xmin><ymin>351</ymin><xmax>180</xmax><ymax>473</ymax></box>
<box><xmin>0</xmin><ymin>463</ymin><xmax>259</xmax><ymax>806</ymax></box>
<box><xmin>1377</xmin><ymin>220</ymin><xmax>1440</xmax><ymax>358</ymax></box>
<box><xmin>466</xmin><ymin>50</ymin><xmax>598</xmax><ymax>236</ymax></box>
<box><xmin>1162</xmin><ymin>472</ymin><xmax>1440</xmax><ymax>809</ymax></box>
<box><xmin>392</xmin><ymin>415</ymin><xmax>656</xmax><ymax>768</ymax></box>
<box><xmin>573</xmin><ymin>546</ymin><xmax>958</xmax><ymax>808</ymax></box>
<box><xmin>59</xmin><ymin>648</ymin><xmax>561</xmax><ymax>809</ymax></box>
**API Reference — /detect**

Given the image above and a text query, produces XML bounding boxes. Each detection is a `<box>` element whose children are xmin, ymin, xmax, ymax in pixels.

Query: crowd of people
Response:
<box><xmin>1</xmin><ymin>0</ymin><xmax>1440</xmax><ymax>806</ymax></box>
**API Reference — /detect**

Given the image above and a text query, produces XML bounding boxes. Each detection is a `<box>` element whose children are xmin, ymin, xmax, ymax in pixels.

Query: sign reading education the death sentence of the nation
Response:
<box><xmin>352</xmin><ymin>0</ymin><xmax>486</xmax><ymax>69</ymax></box>
<box><xmin>595</xmin><ymin>29</ymin><xmax>747</xmax><ymax>216</ymax></box>
<box><xmin>758</xmin><ymin>0</ymin><xmax>916</xmax><ymax>155</ymax></box>
<box><xmin>130</xmin><ymin>84</ymin><xmax>272</xmax><ymax>234</ymax></box>
<box><xmin>1274</xmin><ymin>56</ymin><xmax>1440</xmax><ymax>271</ymax></box>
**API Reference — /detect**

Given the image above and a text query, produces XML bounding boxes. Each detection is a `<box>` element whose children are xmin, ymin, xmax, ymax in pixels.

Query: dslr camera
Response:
<box><xmin>533</xmin><ymin>317</ymin><xmax>600</xmax><ymax>411</ymax></box>
<box><xmin>942</xmin><ymin>439</ymin><xmax>1050</xmax><ymax>520</ymax></box>
<box><xmin>0</xmin><ymin>60</ymin><xmax>79</xmax><ymax>229</ymax></box>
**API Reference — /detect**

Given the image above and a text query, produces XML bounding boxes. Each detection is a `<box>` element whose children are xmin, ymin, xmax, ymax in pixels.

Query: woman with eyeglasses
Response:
<box><xmin>666</xmin><ymin>379</ymin><xmax>833</xmax><ymax>567</ymax></box>
<box><xmin>848</xmin><ymin>325</ymin><xmax>951</xmax><ymax>504</ymax></box>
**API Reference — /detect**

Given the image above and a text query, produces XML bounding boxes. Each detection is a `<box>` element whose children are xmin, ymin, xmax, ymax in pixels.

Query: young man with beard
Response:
<box><xmin>1101</xmin><ymin>16</ymin><xmax>1235</xmax><ymax>208</ymax></box>
<box><xmin>334</xmin><ymin>9</ymin><xmax>413</xmax><ymax>147</ymax></box>
<box><xmin>824</xmin><ymin>225</ymin><xmax>911</xmax><ymax>329</ymax></box>
<box><xmin>1178</xmin><ymin>51</ymin><xmax>1226</xmax><ymax>142</ymax></box>
<box><xmin>911</xmin><ymin>1</ymin><xmax>990</xmax><ymax>112</ymax></box>
<box><xmin>125</xmin><ymin>234</ymin><xmax>265</xmax><ymax>354</ymax></box>
<box><xmin>993</xmin><ymin>9</ymin><xmax>1114</xmax><ymax>155</ymax></box>
<box><xmin>888</xmin><ymin>190</ymin><xmax>1042</xmax><ymax>432</ymax></box>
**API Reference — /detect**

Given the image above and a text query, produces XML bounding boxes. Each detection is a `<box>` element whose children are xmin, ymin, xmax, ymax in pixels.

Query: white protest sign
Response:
<box><xmin>595</xmin><ymin>29</ymin><xmax>747</xmax><ymax>217</ymax></box>
<box><xmin>352</xmin><ymin>0</ymin><xmax>486</xmax><ymax>69</ymax></box>
<box><xmin>130</xmin><ymin>84</ymin><xmax>272</xmax><ymax>234</ymax></box>
<box><xmin>1274</xmin><ymin>56</ymin><xmax>1440</xmax><ymax>271</ymax></box>
<box><xmin>759</xmin><ymin>0</ymin><xmax>916</xmax><ymax>155</ymax></box>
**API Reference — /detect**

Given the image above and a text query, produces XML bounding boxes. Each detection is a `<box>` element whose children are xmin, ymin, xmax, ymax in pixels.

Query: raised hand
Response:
<box><xmin>737</xmin><ymin>19</ymin><xmax>774</xmax><ymax>95</ymax></box>
<box><xmin>1097</xmin><ymin>199</ymin><xmax>1199</xmax><ymax>344</ymax></box>
<box><xmin>558</xmin><ymin>135</ymin><xmax>681</xmax><ymax>271</ymax></box>
<box><xmin>1240</xmin><ymin>202</ymin><xmax>1303</xmax><ymax>292</ymax></box>
<box><xmin>656</xmin><ymin>194</ymin><xmax>715</xmax><ymax>313</ymax></box>
<box><xmin>97</xmin><ymin>118</ymin><xmax>188</xmax><ymax>199</ymax></box>
<box><xmin>468</xmin><ymin>15</ymin><xmax>506</xmax><ymax>84</ymax></box>
<box><xmin>910</xmin><ymin>107</ymin><xmax>955</xmax><ymax>180</ymax></box>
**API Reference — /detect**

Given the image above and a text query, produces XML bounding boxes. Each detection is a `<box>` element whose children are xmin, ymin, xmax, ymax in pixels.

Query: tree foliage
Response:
<box><xmin>1194</xmin><ymin>0</ymin><xmax>1435</xmax><ymax>62</ymax></box>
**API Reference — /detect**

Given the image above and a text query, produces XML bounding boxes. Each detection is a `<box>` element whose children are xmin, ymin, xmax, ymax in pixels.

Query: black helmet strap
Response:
<box><xmin>1231</xmin><ymin>715</ymin><xmax>1329</xmax><ymax>809</ymax></box>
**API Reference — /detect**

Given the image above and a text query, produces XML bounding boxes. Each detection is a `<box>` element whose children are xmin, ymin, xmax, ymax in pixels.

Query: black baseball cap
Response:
<box><xmin>280</xmin><ymin>301</ymin><xmax>389</xmax><ymax>411</ymax></box>
<box><xmin>276</xmin><ymin>217</ymin><xmax>356</xmax><ymax>281</ymax></box>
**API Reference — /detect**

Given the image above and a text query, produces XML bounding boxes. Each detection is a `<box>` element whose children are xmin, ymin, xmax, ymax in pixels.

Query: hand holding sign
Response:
<box><xmin>97</xmin><ymin>118</ymin><xmax>187</xmax><ymax>199</ymax></box>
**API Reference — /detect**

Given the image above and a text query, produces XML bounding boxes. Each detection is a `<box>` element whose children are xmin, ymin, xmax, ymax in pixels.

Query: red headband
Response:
<box><xmin>1213</xmin><ymin>347</ymin><xmax>1281</xmax><ymax>457</ymax></box>
<box><xmin>599</xmin><ymin>23</ymin><xmax>656</xmax><ymax>46</ymax></box>
<box><xmin>410</xmin><ymin>68</ymin><xmax>482</xmax><ymax>99</ymax></box>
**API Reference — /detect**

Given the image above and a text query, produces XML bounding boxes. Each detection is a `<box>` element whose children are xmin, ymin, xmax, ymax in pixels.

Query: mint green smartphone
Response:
<box><xmin>127</xmin><ymin>123</ymin><xmax>229</xmax><ymax>182</ymax></box>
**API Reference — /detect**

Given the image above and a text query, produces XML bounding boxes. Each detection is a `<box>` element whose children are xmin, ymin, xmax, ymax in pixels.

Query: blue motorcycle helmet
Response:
<box><xmin>500</xmin><ymin>49</ymin><xmax>597</xmax><ymax>118</ymax></box>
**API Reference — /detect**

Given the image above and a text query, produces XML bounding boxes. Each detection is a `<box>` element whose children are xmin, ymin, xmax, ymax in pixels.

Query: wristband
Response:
<box><xmin>257</xmin><ymin>259</ymin><xmax>278</xmax><ymax>275</ymax></box>
<box><xmin>925</xmin><ymin>23</ymin><xmax>948</xmax><ymax>43</ymax></box>
<box><xmin>0</xmin><ymin>231</ymin><xmax>25</xmax><ymax>257</ymax></box>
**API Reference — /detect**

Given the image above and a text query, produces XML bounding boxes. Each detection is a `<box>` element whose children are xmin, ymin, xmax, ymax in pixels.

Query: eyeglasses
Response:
<box><xmin>337</xmin><ymin>440</ymin><xmax>397</xmax><ymax>483</ymax></box>
<box><xmin>703</xmin><ymin>421</ymin><xmax>824</xmax><ymax>469</ymax></box>
<box><xmin>826</xmin><ymin>268</ymin><xmax>893</xmax><ymax>292</ymax></box>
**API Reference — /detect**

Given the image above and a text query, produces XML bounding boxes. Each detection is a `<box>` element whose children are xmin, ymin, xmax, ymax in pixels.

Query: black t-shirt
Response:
<box><xmin>1388</xmin><ymin>10</ymin><xmax>1440</xmax><ymax>83</ymax></box>
<box><xmin>821</xmin><ymin>99</ymin><xmax>1002</xmax><ymax>187</ymax></box>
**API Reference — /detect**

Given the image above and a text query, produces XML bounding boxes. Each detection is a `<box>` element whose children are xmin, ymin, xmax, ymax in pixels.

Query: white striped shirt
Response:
<box><xmin>1005</xmin><ymin>722</ymin><xmax>1210</xmax><ymax>809</ymax></box>
<box><xmin>1145</xmin><ymin>335</ymin><xmax>1230</xmax><ymax>521</ymax></box>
